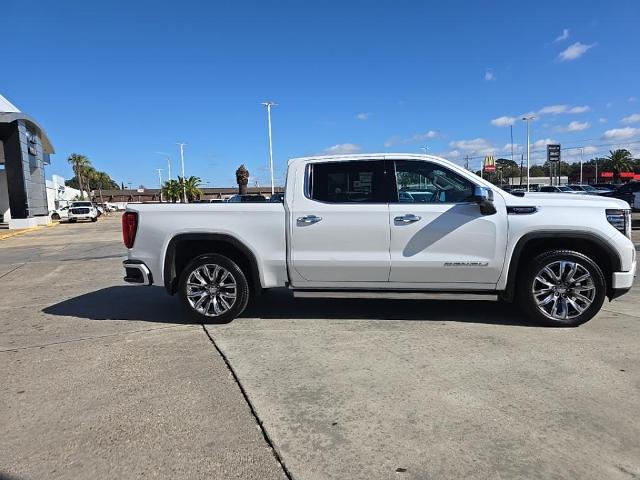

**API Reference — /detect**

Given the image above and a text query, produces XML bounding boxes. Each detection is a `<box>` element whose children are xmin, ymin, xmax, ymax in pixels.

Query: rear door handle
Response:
<box><xmin>297</xmin><ymin>215</ymin><xmax>323</xmax><ymax>225</ymax></box>
<box><xmin>394</xmin><ymin>214</ymin><xmax>421</xmax><ymax>223</ymax></box>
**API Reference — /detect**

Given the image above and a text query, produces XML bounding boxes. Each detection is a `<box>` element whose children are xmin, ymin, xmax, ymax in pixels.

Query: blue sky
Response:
<box><xmin>2</xmin><ymin>0</ymin><xmax>639</xmax><ymax>188</ymax></box>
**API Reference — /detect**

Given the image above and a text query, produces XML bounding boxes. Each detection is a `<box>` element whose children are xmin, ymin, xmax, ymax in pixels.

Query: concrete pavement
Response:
<box><xmin>2</xmin><ymin>214</ymin><xmax>640</xmax><ymax>479</ymax></box>
<box><xmin>0</xmin><ymin>215</ymin><xmax>287</xmax><ymax>480</ymax></box>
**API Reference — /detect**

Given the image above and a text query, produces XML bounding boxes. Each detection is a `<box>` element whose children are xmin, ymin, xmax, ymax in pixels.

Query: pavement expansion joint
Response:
<box><xmin>201</xmin><ymin>324</ymin><xmax>295</xmax><ymax>480</ymax></box>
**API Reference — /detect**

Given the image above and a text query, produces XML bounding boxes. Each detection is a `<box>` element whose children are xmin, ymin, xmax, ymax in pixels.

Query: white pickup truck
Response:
<box><xmin>122</xmin><ymin>154</ymin><xmax>636</xmax><ymax>327</ymax></box>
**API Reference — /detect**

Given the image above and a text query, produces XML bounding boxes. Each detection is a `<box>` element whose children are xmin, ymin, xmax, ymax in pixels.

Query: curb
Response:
<box><xmin>0</xmin><ymin>221</ymin><xmax>57</xmax><ymax>241</ymax></box>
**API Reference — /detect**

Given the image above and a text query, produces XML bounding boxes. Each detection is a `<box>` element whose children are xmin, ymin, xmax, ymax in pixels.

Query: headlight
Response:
<box><xmin>606</xmin><ymin>209</ymin><xmax>632</xmax><ymax>239</ymax></box>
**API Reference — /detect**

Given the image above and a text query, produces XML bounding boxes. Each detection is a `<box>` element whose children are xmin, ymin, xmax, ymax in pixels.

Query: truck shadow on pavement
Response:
<box><xmin>43</xmin><ymin>286</ymin><xmax>537</xmax><ymax>327</ymax></box>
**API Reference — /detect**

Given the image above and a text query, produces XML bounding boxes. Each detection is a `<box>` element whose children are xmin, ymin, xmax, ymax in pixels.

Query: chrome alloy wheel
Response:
<box><xmin>186</xmin><ymin>264</ymin><xmax>238</xmax><ymax>317</ymax></box>
<box><xmin>532</xmin><ymin>260</ymin><xmax>596</xmax><ymax>321</ymax></box>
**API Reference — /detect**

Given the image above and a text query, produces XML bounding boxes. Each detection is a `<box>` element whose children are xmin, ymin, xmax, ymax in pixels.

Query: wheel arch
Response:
<box><xmin>163</xmin><ymin>233</ymin><xmax>262</xmax><ymax>296</ymax></box>
<box><xmin>503</xmin><ymin>231</ymin><xmax>621</xmax><ymax>302</ymax></box>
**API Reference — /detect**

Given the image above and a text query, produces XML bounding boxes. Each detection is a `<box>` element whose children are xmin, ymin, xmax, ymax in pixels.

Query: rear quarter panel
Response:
<box><xmin>126</xmin><ymin>203</ymin><xmax>287</xmax><ymax>289</ymax></box>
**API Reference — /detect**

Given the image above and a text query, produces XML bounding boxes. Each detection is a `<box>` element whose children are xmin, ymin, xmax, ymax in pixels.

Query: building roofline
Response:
<box><xmin>0</xmin><ymin>112</ymin><xmax>55</xmax><ymax>154</ymax></box>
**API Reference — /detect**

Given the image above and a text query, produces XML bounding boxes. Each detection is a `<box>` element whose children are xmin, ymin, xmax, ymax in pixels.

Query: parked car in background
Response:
<box><xmin>592</xmin><ymin>185</ymin><xmax>615</xmax><ymax>194</ymax></box>
<box><xmin>567</xmin><ymin>184</ymin><xmax>601</xmax><ymax>195</ymax></box>
<box><xmin>50</xmin><ymin>205</ymin><xmax>69</xmax><ymax>221</ymax></box>
<box><xmin>68</xmin><ymin>201</ymin><xmax>98</xmax><ymax>222</ymax></box>
<box><xmin>538</xmin><ymin>185</ymin><xmax>580</xmax><ymax>194</ymax></box>
<box><xmin>602</xmin><ymin>181</ymin><xmax>640</xmax><ymax>210</ymax></box>
<box><xmin>123</xmin><ymin>153</ymin><xmax>635</xmax><ymax>328</ymax></box>
<box><xmin>227</xmin><ymin>194</ymin><xmax>267</xmax><ymax>203</ymax></box>
<box><xmin>269</xmin><ymin>192</ymin><xmax>285</xmax><ymax>203</ymax></box>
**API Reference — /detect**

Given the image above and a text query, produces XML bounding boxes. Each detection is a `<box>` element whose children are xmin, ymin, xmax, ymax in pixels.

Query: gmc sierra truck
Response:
<box><xmin>122</xmin><ymin>154</ymin><xmax>636</xmax><ymax>327</ymax></box>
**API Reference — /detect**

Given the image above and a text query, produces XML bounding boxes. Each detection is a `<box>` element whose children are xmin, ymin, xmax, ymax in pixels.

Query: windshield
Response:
<box><xmin>581</xmin><ymin>185</ymin><xmax>597</xmax><ymax>191</ymax></box>
<box><xmin>72</xmin><ymin>202</ymin><xmax>92</xmax><ymax>207</ymax></box>
<box><xmin>558</xmin><ymin>186</ymin><xmax>573</xmax><ymax>192</ymax></box>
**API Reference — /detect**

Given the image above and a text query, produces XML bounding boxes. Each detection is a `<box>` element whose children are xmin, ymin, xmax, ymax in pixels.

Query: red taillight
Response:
<box><xmin>122</xmin><ymin>211</ymin><xmax>138</xmax><ymax>249</ymax></box>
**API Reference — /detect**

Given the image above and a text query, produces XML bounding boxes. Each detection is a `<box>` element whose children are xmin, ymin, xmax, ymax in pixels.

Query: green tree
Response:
<box><xmin>181</xmin><ymin>176</ymin><xmax>203</xmax><ymax>202</ymax></box>
<box><xmin>162</xmin><ymin>179</ymin><xmax>182</xmax><ymax>203</ymax></box>
<box><xmin>236</xmin><ymin>164</ymin><xmax>249</xmax><ymax>195</ymax></box>
<box><xmin>603</xmin><ymin>149</ymin><xmax>633</xmax><ymax>182</ymax></box>
<box><xmin>67</xmin><ymin>153</ymin><xmax>91</xmax><ymax>198</ymax></box>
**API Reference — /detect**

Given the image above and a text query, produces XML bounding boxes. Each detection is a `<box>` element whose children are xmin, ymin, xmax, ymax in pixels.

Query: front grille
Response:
<box><xmin>71</xmin><ymin>208</ymin><xmax>90</xmax><ymax>214</ymax></box>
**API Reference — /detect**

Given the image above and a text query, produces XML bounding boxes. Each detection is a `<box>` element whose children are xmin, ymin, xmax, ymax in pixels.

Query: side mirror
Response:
<box><xmin>473</xmin><ymin>186</ymin><xmax>497</xmax><ymax>215</ymax></box>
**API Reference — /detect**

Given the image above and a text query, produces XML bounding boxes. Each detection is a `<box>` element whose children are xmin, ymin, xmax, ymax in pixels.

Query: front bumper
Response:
<box><xmin>123</xmin><ymin>260</ymin><xmax>153</xmax><ymax>285</ymax></box>
<box><xmin>612</xmin><ymin>260</ymin><xmax>636</xmax><ymax>290</ymax></box>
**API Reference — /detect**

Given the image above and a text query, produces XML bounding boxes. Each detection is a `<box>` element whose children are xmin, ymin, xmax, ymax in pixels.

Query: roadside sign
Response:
<box><xmin>483</xmin><ymin>155</ymin><xmax>496</xmax><ymax>172</ymax></box>
<box><xmin>547</xmin><ymin>144</ymin><xmax>561</xmax><ymax>162</ymax></box>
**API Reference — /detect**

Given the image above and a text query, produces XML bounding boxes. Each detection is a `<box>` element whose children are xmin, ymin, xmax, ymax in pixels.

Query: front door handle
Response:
<box><xmin>394</xmin><ymin>214</ymin><xmax>421</xmax><ymax>223</ymax></box>
<box><xmin>297</xmin><ymin>215</ymin><xmax>323</xmax><ymax>225</ymax></box>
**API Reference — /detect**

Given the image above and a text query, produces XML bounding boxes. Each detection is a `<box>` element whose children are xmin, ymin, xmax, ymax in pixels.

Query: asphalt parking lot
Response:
<box><xmin>1</xmin><ymin>214</ymin><xmax>639</xmax><ymax>480</ymax></box>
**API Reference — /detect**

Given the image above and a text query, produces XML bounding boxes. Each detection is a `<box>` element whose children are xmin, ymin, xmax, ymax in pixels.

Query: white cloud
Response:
<box><xmin>355</xmin><ymin>112</ymin><xmax>371</xmax><ymax>120</ymax></box>
<box><xmin>629</xmin><ymin>97</ymin><xmax>637</xmax><ymax>103</ymax></box>
<box><xmin>567</xmin><ymin>105</ymin><xmax>590</xmax><ymax>113</ymax></box>
<box><xmin>606</xmin><ymin>102</ymin><xmax>613</xmax><ymax>108</ymax></box>
<box><xmin>322</xmin><ymin>143</ymin><xmax>362</xmax><ymax>155</ymax></box>
<box><xmin>484</xmin><ymin>70</ymin><xmax>495</xmax><ymax>81</ymax></box>
<box><xmin>490</xmin><ymin>116</ymin><xmax>516</xmax><ymax>127</ymax></box>
<box><xmin>602</xmin><ymin>127</ymin><xmax>640</xmax><ymax>140</ymax></box>
<box><xmin>530</xmin><ymin>138</ymin><xmax>557</xmax><ymax>149</ymax></box>
<box><xmin>502</xmin><ymin>143</ymin><xmax>521</xmax><ymax>153</ymax></box>
<box><xmin>622</xmin><ymin>113</ymin><xmax>640</xmax><ymax>124</ymax></box>
<box><xmin>558</xmin><ymin>42</ymin><xmax>596</xmax><ymax>61</ymax></box>
<box><xmin>538</xmin><ymin>104</ymin><xmax>569</xmax><ymax>115</ymax></box>
<box><xmin>553</xmin><ymin>28</ymin><xmax>570</xmax><ymax>42</ymax></box>
<box><xmin>557</xmin><ymin>120</ymin><xmax>590</xmax><ymax>132</ymax></box>
<box><xmin>599</xmin><ymin>117</ymin><xmax>607</xmax><ymax>123</ymax></box>
<box><xmin>384</xmin><ymin>130</ymin><xmax>438</xmax><ymax>147</ymax></box>
<box><xmin>449</xmin><ymin>138</ymin><xmax>498</xmax><ymax>156</ymax></box>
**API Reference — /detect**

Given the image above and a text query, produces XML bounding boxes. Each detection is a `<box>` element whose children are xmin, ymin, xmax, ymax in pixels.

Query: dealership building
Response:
<box><xmin>0</xmin><ymin>94</ymin><xmax>55</xmax><ymax>229</ymax></box>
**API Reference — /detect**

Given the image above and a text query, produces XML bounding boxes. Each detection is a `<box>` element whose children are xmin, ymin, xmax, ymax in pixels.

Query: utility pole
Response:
<box><xmin>520</xmin><ymin>155</ymin><xmax>524</xmax><ymax>187</ymax></box>
<box><xmin>522</xmin><ymin>116</ymin><xmax>534</xmax><ymax>191</ymax></box>
<box><xmin>157</xmin><ymin>168</ymin><xmax>163</xmax><ymax>202</ymax></box>
<box><xmin>464</xmin><ymin>155</ymin><xmax>469</xmax><ymax>170</ymax></box>
<box><xmin>510</xmin><ymin>124</ymin><xmax>515</xmax><ymax>164</ymax></box>
<box><xmin>595</xmin><ymin>157</ymin><xmax>598</xmax><ymax>183</ymax></box>
<box><xmin>177</xmin><ymin>142</ymin><xmax>187</xmax><ymax>203</ymax></box>
<box><xmin>261</xmin><ymin>101</ymin><xmax>277</xmax><ymax>195</ymax></box>
<box><xmin>579</xmin><ymin>147</ymin><xmax>584</xmax><ymax>184</ymax></box>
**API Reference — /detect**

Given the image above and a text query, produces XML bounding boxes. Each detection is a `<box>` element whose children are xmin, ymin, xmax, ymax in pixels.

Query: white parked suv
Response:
<box><xmin>122</xmin><ymin>154</ymin><xmax>636</xmax><ymax>327</ymax></box>
<box><xmin>68</xmin><ymin>201</ymin><xmax>98</xmax><ymax>223</ymax></box>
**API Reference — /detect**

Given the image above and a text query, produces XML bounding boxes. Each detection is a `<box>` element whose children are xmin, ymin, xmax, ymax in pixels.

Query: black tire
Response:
<box><xmin>178</xmin><ymin>254</ymin><xmax>250</xmax><ymax>324</ymax></box>
<box><xmin>51</xmin><ymin>213</ymin><xmax>60</xmax><ymax>220</ymax></box>
<box><xmin>517</xmin><ymin>250</ymin><xmax>606</xmax><ymax>327</ymax></box>
<box><xmin>91</xmin><ymin>217</ymin><xmax>97</xmax><ymax>222</ymax></box>
<box><xmin>69</xmin><ymin>218</ymin><xmax>77</xmax><ymax>223</ymax></box>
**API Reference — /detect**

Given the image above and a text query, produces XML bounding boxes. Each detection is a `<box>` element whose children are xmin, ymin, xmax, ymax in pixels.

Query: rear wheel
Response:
<box><xmin>517</xmin><ymin>250</ymin><xmax>606</xmax><ymax>327</ymax></box>
<box><xmin>51</xmin><ymin>213</ymin><xmax>60</xmax><ymax>220</ymax></box>
<box><xmin>91</xmin><ymin>216</ymin><xmax>97</xmax><ymax>222</ymax></box>
<box><xmin>178</xmin><ymin>254</ymin><xmax>250</xmax><ymax>324</ymax></box>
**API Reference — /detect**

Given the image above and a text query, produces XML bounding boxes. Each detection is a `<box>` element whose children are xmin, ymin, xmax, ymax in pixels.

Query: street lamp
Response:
<box><xmin>261</xmin><ymin>101</ymin><xmax>277</xmax><ymax>196</ymax></box>
<box><xmin>155</xmin><ymin>152</ymin><xmax>173</xmax><ymax>180</ymax></box>
<box><xmin>157</xmin><ymin>168</ymin><xmax>163</xmax><ymax>202</ymax></box>
<box><xmin>177</xmin><ymin>142</ymin><xmax>187</xmax><ymax>203</ymax></box>
<box><xmin>522</xmin><ymin>116</ymin><xmax>534</xmax><ymax>191</ymax></box>
<box><xmin>579</xmin><ymin>147</ymin><xmax>584</xmax><ymax>184</ymax></box>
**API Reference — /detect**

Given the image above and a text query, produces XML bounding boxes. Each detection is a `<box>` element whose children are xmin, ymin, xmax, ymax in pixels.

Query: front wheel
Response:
<box><xmin>91</xmin><ymin>217</ymin><xmax>97</xmax><ymax>222</ymax></box>
<box><xmin>517</xmin><ymin>250</ymin><xmax>606</xmax><ymax>327</ymax></box>
<box><xmin>178</xmin><ymin>254</ymin><xmax>250</xmax><ymax>324</ymax></box>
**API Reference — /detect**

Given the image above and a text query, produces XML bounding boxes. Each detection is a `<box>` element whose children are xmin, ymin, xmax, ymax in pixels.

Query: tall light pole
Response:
<box><xmin>155</xmin><ymin>152</ymin><xmax>172</xmax><ymax>180</ymax></box>
<box><xmin>261</xmin><ymin>101</ymin><xmax>277</xmax><ymax>195</ymax></box>
<box><xmin>156</xmin><ymin>168</ymin><xmax>163</xmax><ymax>202</ymax></box>
<box><xmin>177</xmin><ymin>142</ymin><xmax>187</xmax><ymax>203</ymax></box>
<box><xmin>522</xmin><ymin>116</ymin><xmax>534</xmax><ymax>191</ymax></box>
<box><xmin>579</xmin><ymin>147</ymin><xmax>584</xmax><ymax>184</ymax></box>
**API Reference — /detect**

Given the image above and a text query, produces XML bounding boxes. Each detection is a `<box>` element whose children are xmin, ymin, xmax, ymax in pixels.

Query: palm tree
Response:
<box><xmin>162</xmin><ymin>179</ymin><xmax>182</xmax><ymax>203</ymax></box>
<box><xmin>236</xmin><ymin>164</ymin><xmax>249</xmax><ymax>195</ymax></box>
<box><xmin>67</xmin><ymin>153</ymin><xmax>91</xmax><ymax>199</ymax></box>
<box><xmin>604</xmin><ymin>149</ymin><xmax>633</xmax><ymax>182</ymax></box>
<box><xmin>181</xmin><ymin>176</ymin><xmax>203</xmax><ymax>202</ymax></box>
